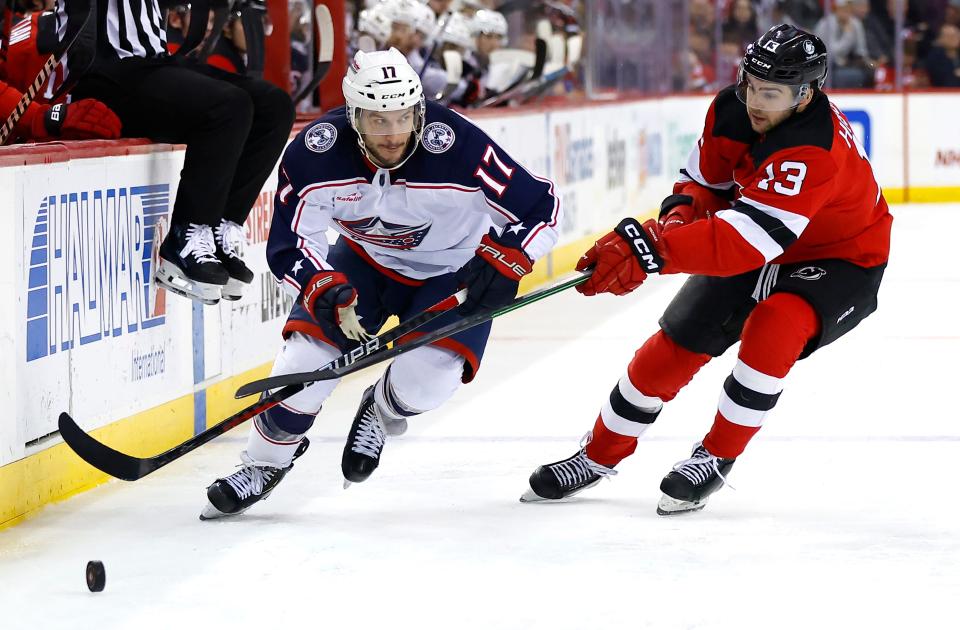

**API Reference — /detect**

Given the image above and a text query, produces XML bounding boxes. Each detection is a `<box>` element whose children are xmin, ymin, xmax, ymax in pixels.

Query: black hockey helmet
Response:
<box><xmin>737</xmin><ymin>24</ymin><xmax>828</xmax><ymax>111</ymax></box>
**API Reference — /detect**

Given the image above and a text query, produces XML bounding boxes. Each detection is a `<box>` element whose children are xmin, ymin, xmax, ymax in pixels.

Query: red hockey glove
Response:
<box><xmin>301</xmin><ymin>271</ymin><xmax>370</xmax><ymax>341</ymax></box>
<box><xmin>31</xmin><ymin>100</ymin><xmax>122</xmax><ymax>141</ymax></box>
<box><xmin>576</xmin><ymin>218</ymin><xmax>665</xmax><ymax>296</ymax></box>
<box><xmin>455</xmin><ymin>230</ymin><xmax>533</xmax><ymax>316</ymax></box>
<box><xmin>658</xmin><ymin>194</ymin><xmax>697</xmax><ymax>233</ymax></box>
<box><xmin>658</xmin><ymin>182</ymin><xmax>732</xmax><ymax>232</ymax></box>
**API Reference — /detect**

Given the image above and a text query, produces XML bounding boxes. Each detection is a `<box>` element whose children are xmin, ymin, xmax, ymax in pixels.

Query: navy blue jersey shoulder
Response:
<box><xmin>283</xmin><ymin>107</ymin><xmax>365</xmax><ymax>190</ymax></box>
<box><xmin>750</xmin><ymin>91</ymin><xmax>834</xmax><ymax>165</ymax></box>
<box><xmin>399</xmin><ymin>101</ymin><xmax>497</xmax><ymax>187</ymax></box>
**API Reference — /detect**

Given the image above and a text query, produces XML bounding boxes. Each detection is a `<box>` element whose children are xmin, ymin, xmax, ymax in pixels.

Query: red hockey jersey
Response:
<box><xmin>1</xmin><ymin>12</ymin><xmax>65</xmax><ymax>101</ymax></box>
<box><xmin>659</xmin><ymin>86</ymin><xmax>892</xmax><ymax>277</ymax></box>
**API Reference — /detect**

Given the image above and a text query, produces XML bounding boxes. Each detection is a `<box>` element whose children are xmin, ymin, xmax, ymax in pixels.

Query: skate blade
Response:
<box><xmin>656</xmin><ymin>494</ymin><xmax>707</xmax><ymax>516</ymax></box>
<box><xmin>519</xmin><ymin>477</ymin><xmax>602</xmax><ymax>503</ymax></box>
<box><xmin>221</xmin><ymin>278</ymin><xmax>248</xmax><ymax>301</ymax></box>
<box><xmin>383</xmin><ymin>419</ymin><xmax>408</xmax><ymax>437</ymax></box>
<box><xmin>199</xmin><ymin>502</ymin><xmax>230</xmax><ymax>520</ymax></box>
<box><xmin>155</xmin><ymin>261</ymin><xmax>222</xmax><ymax>305</ymax></box>
<box><xmin>199</xmin><ymin>501</ymin><xmax>255</xmax><ymax>520</ymax></box>
<box><xmin>519</xmin><ymin>487</ymin><xmax>549</xmax><ymax>503</ymax></box>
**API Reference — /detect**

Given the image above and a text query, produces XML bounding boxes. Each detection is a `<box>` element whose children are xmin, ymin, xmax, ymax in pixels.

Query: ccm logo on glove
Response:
<box><xmin>613</xmin><ymin>218</ymin><xmax>664</xmax><ymax>273</ymax></box>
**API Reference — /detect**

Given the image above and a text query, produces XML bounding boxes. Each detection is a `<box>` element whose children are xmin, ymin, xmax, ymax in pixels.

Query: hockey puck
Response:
<box><xmin>86</xmin><ymin>560</ymin><xmax>105</xmax><ymax>592</ymax></box>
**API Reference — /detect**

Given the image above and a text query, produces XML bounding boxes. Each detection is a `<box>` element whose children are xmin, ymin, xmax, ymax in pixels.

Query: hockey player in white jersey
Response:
<box><xmin>200</xmin><ymin>48</ymin><xmax>561</xmax><ymax>519</ymax></box>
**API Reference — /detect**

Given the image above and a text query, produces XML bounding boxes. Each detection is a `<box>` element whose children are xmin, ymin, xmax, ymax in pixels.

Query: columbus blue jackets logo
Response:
<box><xmin>791</xmin><ymin>266</ymin><xmax>827</xmax><ymax>281</ymax></box>
<box><xmin>335</xmin><ymin>217</ymin><xmax>431</xmax><ymax>249</ymax></box>
<box><xmin>421</xmin><ymin>122</ymin><xmax>456</xmax><ymax>154</ymax></box>
<box><xmin>305</xmin><ymin>123</ymin><xmax>337</xmax><ymax>153</ymax></box>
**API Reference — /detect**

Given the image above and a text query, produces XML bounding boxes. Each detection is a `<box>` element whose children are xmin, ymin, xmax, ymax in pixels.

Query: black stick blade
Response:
<box><xmin>58</xmin><ymin>413</ymin><xmax>149</xmax><ymax>481</ymax></box>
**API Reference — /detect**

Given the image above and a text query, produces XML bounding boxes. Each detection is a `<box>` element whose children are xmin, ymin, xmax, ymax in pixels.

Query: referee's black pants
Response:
<box><xmin>72</xmin><ymin>55</ymin><xmax>295</xmax><ymax>227</ymax></box>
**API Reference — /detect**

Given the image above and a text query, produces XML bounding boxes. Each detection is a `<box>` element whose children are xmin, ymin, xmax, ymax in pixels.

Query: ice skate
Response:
<box><xmin>657</xmin><ymin>442</ymin><xmax>735</xmax><ymax>516</ymax></box>
<box><xmin>215</xmin><ymin>219</ymin><xmax>255</xmax><ymax>301</ymax></box>
<box><xmin>520</xmin><ymin>432</ymin><xmax>617</xmax><ymax>502</ymax></box>
<box><xmin>341</xmin><ymin>386</ymin><xmax>390</xmax><ymax>486</ymax></box>
<box><xmin>155</xmin><ymin>222</ymin><xmax>230</xmax><ymax>305</ymax></box>
<box><xmin>200</xmin><ymin>438</ymin><xmax>309</xmax><ymax>520</ymax></box>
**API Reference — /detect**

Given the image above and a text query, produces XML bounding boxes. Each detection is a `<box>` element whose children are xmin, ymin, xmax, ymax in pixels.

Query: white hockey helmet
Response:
<box><xmin>471</xmin><ymin>9</ymin><xmax>507</xmax><ymax>39</ymax></box>
<box><xmin>409</xmin><ymin>0</ymin><xmax>437</xmax><ymax>36</ymax></box>
<box><xmin>342</xmin><ymin>48</ymin><xmax>427</xmax><ymax>168</ymax></box>
<box><xmin>357</xmin><ymin>6</ymin><xmax>392</xmax><ymax>45</ymax></box>
<box><xmin>439</xmin><ymin>12</ymin><xmax>474</xmax><ymax>50</ymax></box>
<box><xmin>380</xmin><ymin>0</ymin><xmax>418</xmax><ymax>28</ymax></box>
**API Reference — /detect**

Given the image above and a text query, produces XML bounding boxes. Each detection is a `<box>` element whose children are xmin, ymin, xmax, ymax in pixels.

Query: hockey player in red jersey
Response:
<box><xmin>0</xmin><ymin>11</ymin><xmax>120</xmax><ymax>143</ymax></box>
<box><xmin>522</xmin><ymin>24</ymin><xmax>892</xmax><ymax>515</ymax></box>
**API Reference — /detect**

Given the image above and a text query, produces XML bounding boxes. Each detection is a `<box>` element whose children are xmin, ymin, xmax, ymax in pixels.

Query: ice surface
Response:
<box><xmin>1</xmin><ymin>204</ymin><xmax>957</xmax><ymax>629</ymax></box>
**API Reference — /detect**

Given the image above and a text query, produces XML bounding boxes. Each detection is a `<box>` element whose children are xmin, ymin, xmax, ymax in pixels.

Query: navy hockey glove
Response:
<box><xmin>455</xmin><ymin>231</ymin><xmax>533</xmax><ymax>316</ymax></box>
<box><xmin>576</xmin><ymin>218</ymin><xmax>665</xmax><ymax>296</ymax></box>
<box><xmin>301</xmin><ymin>271</ymin><xmax>370</xmax><ymax>341</ymax></box>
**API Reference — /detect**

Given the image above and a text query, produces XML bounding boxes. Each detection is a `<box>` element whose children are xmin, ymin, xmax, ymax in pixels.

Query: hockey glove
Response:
<box><xmin>576</xmin><ymin>218</ymin><xmax>665</xmax><ymax>297</ymax></box>
<box><xmin>31</xmin><ymin>100</ymin><xmax>122</xmax><ymax>141</ymax></box>
<box><xmin>301</xmin><ymin>271</ymin><xmax>370</xmax><ymax>341</ymax></box>
<box><xmin>658</xmin><ymin>182</ymin><xmax>731</xmax><ymax>232</ymax></box>
<box><xmin>658</xmin><ymin>194</ymin><xmax>697</xmax><ymax>232</ymax></box>
<box><xmin>455</xmin><ymin>230</ymin><xmax>533</xmax><ymax>316</ymax></box>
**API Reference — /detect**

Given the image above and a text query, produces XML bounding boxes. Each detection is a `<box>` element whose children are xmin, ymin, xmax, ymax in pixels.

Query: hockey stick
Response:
<box><xmin>57</xmin><ymin>289</ymin><xmax>468</xmax><ymax>481</ymax></box>
<box><xmin>236</xmin><ymin>271</ymin><xmax>590</xmax><ymax>396</ymax></box>
<box><xmin>193</xmin><ymin>0</ymin><xmax>232</xmax><ymax>61</ymax></box>
<box><xmin>0</xmin><ymin>0</ymin><xmax>96</xmax><ymax>145</ymax></box>
<box><xmin>418</xmin><ymin>11</ymin><xmax>452</xmax><ymax>80</ymax></box>
<box><xmin>174</xmin><ymin>0</ymin><xmax>210</xmax><ymax>57</ymax></box>
<box><xmin>241</xmin><ymin>4</ymin><xmax>266</xmax><ymax>78</ymax></box>
<box><xmin>515</xmin><ymin>64</ymin><xmax>568</xmax><ymax>103</ymax></box>
<box><xmin>470</xmin><ymin>37</ymin><xmax>547</xmax><ymax>109</ymax></box>
<box><xmin>292</xmin><ymin>4</ymin><xmax>334</xmax><ymax>106</ymax></box>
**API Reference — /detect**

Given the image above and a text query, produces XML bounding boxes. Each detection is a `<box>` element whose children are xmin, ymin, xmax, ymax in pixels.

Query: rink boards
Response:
<box><xmin>2</xmin><ymin>90</ymin><xmax>959</xmax><ymax>528</ymax></box>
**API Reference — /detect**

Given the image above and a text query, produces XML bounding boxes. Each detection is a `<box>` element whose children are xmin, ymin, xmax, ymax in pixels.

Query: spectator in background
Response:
<box><xmin>723</xmin><ymin>0</ymin><xmax>759</xmax><ymax>51</ymax></box>
<box><xmin>289</xmin><ymin>0</ymin><xmax>313</xmax><ymax>94</ymax></box>
<box><xmin>757</xmin><ymin>0</ymin><xmax>823</xmax><ymax>31</ymax></box>
<box><xmin>925</xmin><ymin>23</ymin><xmax>960</xmax><ymax>86</ymax></box>
<box><xmin>816</xmin><ymin>0</ymin><xmax>871</xmax><ymax>87</ymax></box>
<box><xmin>857</xmin><ymin>0</ymin><xmax>897</xmax><ymax>69</ymax></box>
<box><xmin>689</xmin><ymin>0</ymin><xmax>717</xmax><ymax>40</ymax></box>
<box><xmin>947</xmin><ymin>0</ymin><xmax>960</xmax><ymax>28</ymax></box>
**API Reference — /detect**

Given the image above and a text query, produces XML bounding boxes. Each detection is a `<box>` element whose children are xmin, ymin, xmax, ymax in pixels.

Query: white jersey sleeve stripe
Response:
<box><xmin>684</xmin><ymin>138</ymin><xmax>736</xmax><ymax>190</ymax></box>
<box><xmin>715</xmin><ymin>208</ymin><xmax>785</xmax><ymax>262</ymax></box>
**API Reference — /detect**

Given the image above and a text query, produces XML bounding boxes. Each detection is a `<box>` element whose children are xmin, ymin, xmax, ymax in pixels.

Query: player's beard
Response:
<box><xmin>365</xmin><ymin>134</ymin><xmax>414</xmax><ymax>169</ymax></box>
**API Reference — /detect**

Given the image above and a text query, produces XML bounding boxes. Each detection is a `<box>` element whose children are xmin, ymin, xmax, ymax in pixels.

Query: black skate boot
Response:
<box><xmin>341</xmin><ymin>386</ymin><xmax>389</xmax><ymax>486</ymax></box>
<box><xmin>657</xmin><ymin>442</ymin><xmax>735</xmax><ymax>516</ymax></box>
<box><xmin>520</xmin><ymin>432</ymin><xmax>617</xmax><ymax>502</ymax></box>
<box><xmin>155</xmin><ymin>222</ymin><xmax>230</xmax><ymax>304</ymax></box>
<box><xmin>214</xmin><ymin>219</ymin><xmax>254</xmax><ymax>301</ymax></box>
<box><xmin>200</xmin><ymin>438</ymin><xmax>309</xmax><ymax>520</ymax></box>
